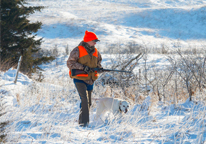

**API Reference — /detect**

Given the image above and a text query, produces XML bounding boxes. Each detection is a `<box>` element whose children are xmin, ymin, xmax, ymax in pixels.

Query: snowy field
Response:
<box><xmin>1</xmin><ymin>0</ymin><xmax>206</xmax><ymax>143</ymax></box>
<box><xmin>29</xmin><ymin>0</ymin><xmax>206</xmax><ymax>53</ymax></box>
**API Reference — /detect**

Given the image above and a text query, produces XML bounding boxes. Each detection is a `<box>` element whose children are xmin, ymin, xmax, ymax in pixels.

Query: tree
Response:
<box><xmin>0</xmin><ymin>0</ymin><xmax>54</xmax><ymax>74</ymax></box>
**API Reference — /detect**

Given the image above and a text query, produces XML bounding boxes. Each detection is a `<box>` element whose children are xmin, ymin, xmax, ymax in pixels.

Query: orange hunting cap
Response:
<box><xmin>83</xmin><ymin>30</ymin><xmax>100</xmax><ymax>42</ymax></box>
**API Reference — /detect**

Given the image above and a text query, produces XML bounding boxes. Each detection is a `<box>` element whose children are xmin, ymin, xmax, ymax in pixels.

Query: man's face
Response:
<box><xmin>87</xmin><ymin>40</ymin><xmax>96</xmax><ymax>47</ymax></box>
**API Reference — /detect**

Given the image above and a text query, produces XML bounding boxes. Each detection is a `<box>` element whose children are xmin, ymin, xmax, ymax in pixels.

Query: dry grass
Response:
<box><xmin>16</xmin><ymin>93</ymin><xmax>20</xmax><ymax>105</ymax></box>
<box><xmin>0</xmin><ymin>59</ymin><xmax>17</xmax><ymax>72</ymax></box>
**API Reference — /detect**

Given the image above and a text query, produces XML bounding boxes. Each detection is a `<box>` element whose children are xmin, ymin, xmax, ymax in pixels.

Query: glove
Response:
<box><xmin>83</xmin><ymin>65</ymin><xmax>92</xmax><ymax>74</ymax></box>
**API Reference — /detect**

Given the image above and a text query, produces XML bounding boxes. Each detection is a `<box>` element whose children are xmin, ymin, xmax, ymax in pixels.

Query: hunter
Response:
<box><xmin>67</xmin><ymin>30</ymin><xmax>102</xmax><ymax>127</ymax></box>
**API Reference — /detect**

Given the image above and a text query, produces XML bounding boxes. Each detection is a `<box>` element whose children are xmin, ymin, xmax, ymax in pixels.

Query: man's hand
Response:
<box><xmin>83</xmin><ymin>65</ymin><xmax>93</xmax><ymax>74</ymax></box>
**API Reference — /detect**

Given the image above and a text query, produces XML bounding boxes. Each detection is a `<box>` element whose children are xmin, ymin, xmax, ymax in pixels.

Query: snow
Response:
<box><xmin>1</xmin><ymin>0</ymin><xmax>206</xmax><ymax>143</ymax></box>
<box><xmin>28</xmin><ymin>0</ymin><xmax>206</xmax><ymax>52</ymax></box>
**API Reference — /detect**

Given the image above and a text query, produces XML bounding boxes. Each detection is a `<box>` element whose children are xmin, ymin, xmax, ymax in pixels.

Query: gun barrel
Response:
<box><xmin>93</xmin><ymin>68</ymin><xmax>131</xmax><ymax>73</ymax></box>
<box><xmin>71</xmin><ymin>68</ymin><xmax>131</xmax><ymax>76</ymax></box>
<box><xmin>104</xmin><ymin>69</ymin><xmax>131</xmax><ymax>73</ymax></box>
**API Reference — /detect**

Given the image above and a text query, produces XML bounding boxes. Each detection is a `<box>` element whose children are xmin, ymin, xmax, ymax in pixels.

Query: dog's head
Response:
<box><xmin>119</xmin><ymin>100</ymin><xmax>129</xmax><ymax>113</ymax></box>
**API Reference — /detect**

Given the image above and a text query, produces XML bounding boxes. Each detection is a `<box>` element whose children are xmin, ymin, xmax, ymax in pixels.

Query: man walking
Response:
<box><xmin>67</xmin><ymin>30</ymin><xmax>102</xmax><ymax>127</ymax></box>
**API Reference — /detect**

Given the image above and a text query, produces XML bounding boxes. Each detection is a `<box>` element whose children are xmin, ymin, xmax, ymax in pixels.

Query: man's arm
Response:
<box><xmin>97</xmin><ymin>51</ymin><xmax>103</xmax><ymax>67</ymax></box>
<box><xmin>67</xmin><ymin>47</ymin><xmax>84</xmax><ymax>70</ymax></box>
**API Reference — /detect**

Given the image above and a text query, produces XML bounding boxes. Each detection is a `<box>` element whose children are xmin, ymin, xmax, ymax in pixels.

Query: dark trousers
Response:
<box><xmin>74</xmin><ymin>79</ymin><xmax>93</xmax><ymax>126</ymax></box>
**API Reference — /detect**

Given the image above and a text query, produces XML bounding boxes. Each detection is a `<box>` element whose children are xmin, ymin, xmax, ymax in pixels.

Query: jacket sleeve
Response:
<box><xmin>67</xmin><ymin>47</ymin><xmax>84</xmax><ymax>70</ymax></box>
<box><xmin>97</xmin><ymin>51</ymin><xmax>103</xmax><ymax>68</ymax></box>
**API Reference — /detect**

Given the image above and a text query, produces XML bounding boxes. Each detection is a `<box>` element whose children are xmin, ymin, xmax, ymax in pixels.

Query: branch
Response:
<box><xmin>121</xmin><ymin>53</ymin><xmax>142</xmax><ymax>70</ymax></box>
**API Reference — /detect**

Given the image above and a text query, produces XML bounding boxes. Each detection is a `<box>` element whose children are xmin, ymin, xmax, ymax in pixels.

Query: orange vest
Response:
<box><xmin>69</xmin><ymin>46</ymin><xmax>99</xmax><ymax>81</ymax></box>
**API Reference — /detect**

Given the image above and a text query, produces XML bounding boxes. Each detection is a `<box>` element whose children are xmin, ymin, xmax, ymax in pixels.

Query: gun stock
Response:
<box><xmin>71</xmin><ymin>69</ymin><xmax>87</xmax><ymax>76</ymax></box>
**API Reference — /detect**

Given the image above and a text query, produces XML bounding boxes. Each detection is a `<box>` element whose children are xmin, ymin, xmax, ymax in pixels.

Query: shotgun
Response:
<box><xmin>71</xmin><ymin>68</ymin><xmax>131</xmax><ymax>76</ymax></box>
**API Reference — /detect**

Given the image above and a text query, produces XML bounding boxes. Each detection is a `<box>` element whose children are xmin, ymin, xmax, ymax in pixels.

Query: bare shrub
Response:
<box><xmin>105</xmin><ymin>43</ymin><xmax>206</xmax><ymax>105</ymax></box>
<box><xmin>168</xmin><ymin>49</ymin><xmax>206</xmax><ymax>101</ymax></box>
<box><xmin>16</xmin><ymin>93</ymin><xmax>20</xmax><ymax>105</ymax></box>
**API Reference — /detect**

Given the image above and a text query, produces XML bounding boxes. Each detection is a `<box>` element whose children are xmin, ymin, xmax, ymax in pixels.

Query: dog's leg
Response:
<box><xmin>98</xmin><ymin>109</ymin><xmax>106</xmax><ymax>123</ymax></box>
<box><xmin>95</xmin><ymin>100</ymin><xmax>105</xmax><ymax>121</ymax></box>
<box><xmin>112</xmin><ymin>109</ymin><xmax>118</xmax><ymax>115</ymax></box>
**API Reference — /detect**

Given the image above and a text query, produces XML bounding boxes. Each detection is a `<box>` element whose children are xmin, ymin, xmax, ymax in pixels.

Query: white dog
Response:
<box><xmin>95</xmin><ymin>97</ymin><xmax>129</xmax><ymax>121</ymax></box>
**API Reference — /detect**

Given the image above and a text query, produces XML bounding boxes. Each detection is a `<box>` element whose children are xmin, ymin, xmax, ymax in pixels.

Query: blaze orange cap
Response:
<box><xmin>83</xmin><ymin>30</ymin><xmax>99</xmax><ymax>42</ymax></box>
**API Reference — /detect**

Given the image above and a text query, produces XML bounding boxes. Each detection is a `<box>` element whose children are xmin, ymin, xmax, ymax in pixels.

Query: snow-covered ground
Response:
<box><xmin>1</xmin><ymin>0</ymin><xmax>206</xmax><ymax>143</ymax></box>
<box><xmin>1</xmin><ymin>55</ymin><xmax>206</xmax><ymax>143</ymax></box>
